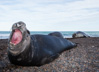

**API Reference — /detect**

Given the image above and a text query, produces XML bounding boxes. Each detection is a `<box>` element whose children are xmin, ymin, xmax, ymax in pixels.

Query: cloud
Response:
<box><xmin>0</xmin><ymin>0</ymin><xmax>99</xmax><ymax>31</ymax></box>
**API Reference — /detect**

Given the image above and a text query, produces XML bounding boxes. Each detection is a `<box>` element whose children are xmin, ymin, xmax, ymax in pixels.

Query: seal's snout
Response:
<box><xmin>15</xmin><ymin>22</ymin><xmax>22</xmax><ymax>27</ymax></box>
<box><xmin>12</xmin><ymin>21</ymin><xmax>26</xmax><ymax>29</ymax></box>
<box><xmin>16</xmin><ymin>23</ymin><xmax>21</xmax><ymax>27</ymax></box>
<box><xmin>10</xmin><ymin>21</ymin><xmax>27</xmax><ymax>46</ymax></box>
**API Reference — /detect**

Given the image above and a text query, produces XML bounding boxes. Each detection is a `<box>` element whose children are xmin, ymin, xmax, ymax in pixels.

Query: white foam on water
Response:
<box><xmin>0</xmin><ymin>34</ymin><xmax>10</xmax><ymax>39</ymax></box>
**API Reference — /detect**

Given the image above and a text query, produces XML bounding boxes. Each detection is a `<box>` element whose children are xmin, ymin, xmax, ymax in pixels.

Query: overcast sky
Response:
<box><xmin>0</xmin><ymin>0</ymin><xmax>99</xmax><ymax>31</ymax></box>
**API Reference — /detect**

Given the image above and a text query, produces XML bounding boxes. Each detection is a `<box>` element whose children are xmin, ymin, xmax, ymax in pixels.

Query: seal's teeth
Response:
<box><xmin>10</xmin><ymin>42</ymin><xmax>16</xmax><ymax>45</ymax></box>
<box><xmin>10</xmin><ymin>42</ymin><xmax>13</xmax><ymax>44</ymax></box>
<box><xmin>10</xmin><ymin>42</ymin><xmax>12</xmax><ymax>44</ymax></box>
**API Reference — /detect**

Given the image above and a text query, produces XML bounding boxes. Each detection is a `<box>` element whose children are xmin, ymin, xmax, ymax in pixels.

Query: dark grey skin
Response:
<box><xmin>48</xmin><ymin>32</ymin><xmax>63</xmax><ymax>38</ymax></box>
<box><xmin>8</xmin><ymin>21</ymin><xmax>76</xmax><ymax>66</ymax></box>
<box><xmin>72</xmin><ymin>31</ymin><xmax>90</xmax><ymax>38</ymax></box>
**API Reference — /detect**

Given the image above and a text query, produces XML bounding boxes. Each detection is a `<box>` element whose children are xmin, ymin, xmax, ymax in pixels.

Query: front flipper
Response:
<box><xmin>41</xmin><ymin>53</ymin><xmax>60</xmax><ymax>65</ymax></box>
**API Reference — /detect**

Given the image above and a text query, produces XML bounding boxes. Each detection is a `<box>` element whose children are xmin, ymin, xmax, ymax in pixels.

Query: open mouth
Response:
<box><xmin>10</xmin><ymin>29</ymin><xmax>22</xmax><ymax>45</ymax></box>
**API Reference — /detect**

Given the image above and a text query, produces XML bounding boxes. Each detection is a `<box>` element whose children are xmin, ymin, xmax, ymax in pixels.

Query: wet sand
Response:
<box><xmin>0</xmin><ymin>37</ymin><xmax>99</xmax><ymax>72</ymax></box>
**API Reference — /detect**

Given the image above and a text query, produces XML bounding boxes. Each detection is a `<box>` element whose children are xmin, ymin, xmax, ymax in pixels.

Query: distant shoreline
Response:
<box><xmin>0</xmin><ymin>31</ymin><xmax>99</xmax><ymax>39</ymax></box>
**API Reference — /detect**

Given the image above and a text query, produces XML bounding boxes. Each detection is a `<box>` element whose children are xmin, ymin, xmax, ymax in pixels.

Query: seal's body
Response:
<box><xmin>8</xmin><ymin>21</ymin><xmax>76</xmax><ymax>66</ymax></box>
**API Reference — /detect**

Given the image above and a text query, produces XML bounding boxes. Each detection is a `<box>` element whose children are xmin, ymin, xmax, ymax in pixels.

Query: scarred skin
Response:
<box><xmin>8</xmin><ymin>21</ymin><xmax>76</xmax><ymax>66</ymax></box>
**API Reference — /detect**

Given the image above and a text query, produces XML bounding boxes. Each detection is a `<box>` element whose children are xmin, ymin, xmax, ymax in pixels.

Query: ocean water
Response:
<box><xmin>0</xmin><ymin>31</ymin><xmax>99</xmax><ymax>39</ymax></box>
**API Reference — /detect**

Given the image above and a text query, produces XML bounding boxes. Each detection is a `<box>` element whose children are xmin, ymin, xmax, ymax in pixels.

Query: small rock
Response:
<box><xmin>92</xmin><ymin>46</ymin><xmax>95</xmax><ymax>48</ymax></box>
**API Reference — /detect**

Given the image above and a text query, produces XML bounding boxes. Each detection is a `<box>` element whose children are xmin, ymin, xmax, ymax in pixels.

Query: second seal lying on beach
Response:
<box><xmin>8</xmin><ymin>21</ymin><xmax>76</xmax><ymax>66</ymax></box>
<box><xmin>72</xmin><ymin>31</ymin><xmax>90</xmax><ymax>38</ymax></box>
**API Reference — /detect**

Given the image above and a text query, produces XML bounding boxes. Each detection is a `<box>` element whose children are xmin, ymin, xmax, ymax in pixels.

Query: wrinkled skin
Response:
<box><xmin>8</xmin><ymin>21</ymin><xmax>76</xmax><ymax>66</ymax></box>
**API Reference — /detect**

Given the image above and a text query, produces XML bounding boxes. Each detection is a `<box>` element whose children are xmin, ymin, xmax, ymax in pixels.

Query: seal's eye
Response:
<box><xmin>27</xmin><ymin>30</ymin><xmax>30</xmax><ymax>34</ymax></box>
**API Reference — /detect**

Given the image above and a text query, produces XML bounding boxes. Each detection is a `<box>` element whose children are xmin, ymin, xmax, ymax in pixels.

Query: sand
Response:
<box><xmin>0</xmin><ymin>37</ymin><xmax>99</xmax><ymax>72</ymax></box>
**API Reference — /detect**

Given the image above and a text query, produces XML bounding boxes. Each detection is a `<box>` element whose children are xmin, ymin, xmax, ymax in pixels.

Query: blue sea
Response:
<box><xmin>0</xmin><ymin>31</ymin><xmax>99</xmax><ymax>39</ymax></box>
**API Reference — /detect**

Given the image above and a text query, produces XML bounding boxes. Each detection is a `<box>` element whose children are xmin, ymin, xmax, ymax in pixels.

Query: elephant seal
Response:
<box><xmin>72</xmin><ymin>31</ymin><xmax>90</xmax><ymax>38</ymax></box>
<box><xmin>8</xmin><ymin>21</ymin><xmax>76</xmax><ymax>66</ymax></box>
<box><xmin>48</xmin><ymin>32</ymin><xmax>63</xmax><ymax>38</ymax></box>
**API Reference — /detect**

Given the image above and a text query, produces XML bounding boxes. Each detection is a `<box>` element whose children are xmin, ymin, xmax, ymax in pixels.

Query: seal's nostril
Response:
<box><xmin>15</xmin><ymin>23</ymin><xmax>17</xmax><ymax>27</ymax></box>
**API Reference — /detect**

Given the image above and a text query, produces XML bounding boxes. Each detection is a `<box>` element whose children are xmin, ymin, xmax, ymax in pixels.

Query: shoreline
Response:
<box><xmin>0</xmin><ymin>37</ymin><xmax>99</xmax><ymax>72</ymax></box>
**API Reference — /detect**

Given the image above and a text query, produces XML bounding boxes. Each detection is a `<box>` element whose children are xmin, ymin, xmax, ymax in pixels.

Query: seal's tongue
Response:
<box><xmin>11</xmin><ymin>29</ymin><xmax>22</xmax><ymax>45</ymax></box>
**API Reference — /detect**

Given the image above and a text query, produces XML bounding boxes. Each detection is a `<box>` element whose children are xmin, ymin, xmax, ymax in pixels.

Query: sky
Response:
<box><xmin>0</xmin><ymin>0</ymin><xmax>99</xmax><ymax>31</ymax></box>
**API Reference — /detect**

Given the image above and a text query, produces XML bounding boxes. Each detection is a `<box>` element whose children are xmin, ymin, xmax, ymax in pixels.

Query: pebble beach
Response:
<box><xmin>0</xmin><ymin>37</ymin><xmax>99</xmax><ymax>72</ymax></box>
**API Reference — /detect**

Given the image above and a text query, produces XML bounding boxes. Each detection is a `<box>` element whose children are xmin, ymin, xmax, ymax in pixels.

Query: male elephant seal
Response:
<box><xmin>8</xmin><ymin>21</ymin><xmax>76</xmax><ymax>66</ymax></box>
<box><xmin>48</xmin><ymin>32</ymin><xmax>63</xmax><ymax>38</ymax></box>
<box><xmin>72</xmin><ymin>31</ymin><xmax>90</xmax><ymax>38</ymax></box>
